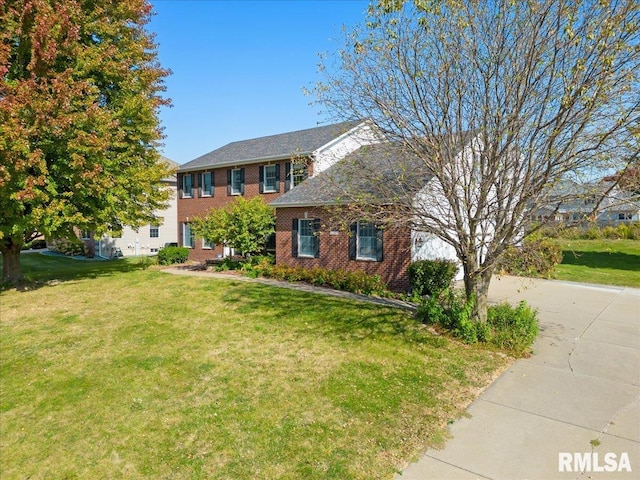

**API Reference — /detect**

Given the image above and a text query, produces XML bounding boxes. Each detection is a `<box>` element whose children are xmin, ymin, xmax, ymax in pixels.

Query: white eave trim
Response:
<box><xmin>270</xmin><ymin>200</ymin><xmax>342</xmax><ymax>209</ymax></box>
<box><xmin>312</xmin><ymin>121</ymin><xmax>370</xmax><ymax>157</ymax></box>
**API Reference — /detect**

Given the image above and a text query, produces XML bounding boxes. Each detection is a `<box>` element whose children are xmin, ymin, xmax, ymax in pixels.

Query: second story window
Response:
<box><xmin>260</xmin><ymin>164</ymin><xmax>280</xmax><ymax>193</ymax></box>
<box><xmin>285</xmin><ymin>162</ymin><xmax>308</xmax><ymax>191</ymax></box>
<box><xmin>200</xmin><ymin>171</ymin><xmax>214</xmax><ymax>197</ymax></box>
<box><xmin>227</xmin><ymin>168</ymin><xmax>245</xmax><ymax>195</ymax></box>
<box><xmin>181</xmin><ymin>173</ymin><xmax>193</xmax><ymax>198</ymax></box>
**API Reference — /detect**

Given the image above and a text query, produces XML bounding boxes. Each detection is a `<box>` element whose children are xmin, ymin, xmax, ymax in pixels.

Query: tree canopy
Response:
<box><xmin>0</xmin><ymin>0</ymin><xmax>171</xmax><ymax>283</ymax></box>
<box><xmin>317</xmin><ymin>0</ymin><xmax>640</xmax><ymax>321</ymax></box>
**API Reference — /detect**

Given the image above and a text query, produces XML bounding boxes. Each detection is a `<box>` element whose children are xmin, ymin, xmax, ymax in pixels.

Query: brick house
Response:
<box><xmin>270</xmin><ymin>140</ymin><xmax>477</xmax><ymax>292</ymax></box>
<box><xmin>176</xmin><ymin>120</ymin><xmax>379</xmax><ymax>261</ymax></box>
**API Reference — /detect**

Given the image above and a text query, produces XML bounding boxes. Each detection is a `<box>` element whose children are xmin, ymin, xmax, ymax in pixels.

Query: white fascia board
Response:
<box><xmin>177</xmin><ymin>152</ymin><xmax>313</xmax><ymax>173</ymax></box>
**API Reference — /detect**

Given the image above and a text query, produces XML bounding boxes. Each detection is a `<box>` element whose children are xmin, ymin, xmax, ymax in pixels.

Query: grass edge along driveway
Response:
<box><xmin>0</xmin><ymin>255</ymin><xmax>510</xmax><ymax>479</ymax></box>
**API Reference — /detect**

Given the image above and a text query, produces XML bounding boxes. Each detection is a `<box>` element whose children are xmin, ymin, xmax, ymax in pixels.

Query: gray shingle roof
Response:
<box><xmin>179</xmin><ymin>120</ymin><xmax>363</xmax><ymax>171</ymax></box>
<box><xmin>270</xmin><ymin>131</ymin><xmax>477</xmax><ymax>208</ymax></box>
<box><xmin>159</xmin><ymin>155</ymin><xmax>179</xmax><ymax>182</ymax></box>
<box><xmin>270</xmin><ymin>142</ymin><xmax>430</xmax><ymax>207</ymax></box>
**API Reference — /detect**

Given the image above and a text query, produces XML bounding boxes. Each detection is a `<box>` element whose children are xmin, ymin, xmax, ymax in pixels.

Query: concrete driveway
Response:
<box><xmin>400</xmin><ymin>276</ymin><xmax>640</xmax><ymax>479</ymax></box>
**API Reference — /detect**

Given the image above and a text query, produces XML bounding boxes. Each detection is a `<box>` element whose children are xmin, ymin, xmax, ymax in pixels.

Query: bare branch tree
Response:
<box><xmin>317</xmin><ymin>0</ymin><xmax>640</xmax><ymax>321</ymax></box>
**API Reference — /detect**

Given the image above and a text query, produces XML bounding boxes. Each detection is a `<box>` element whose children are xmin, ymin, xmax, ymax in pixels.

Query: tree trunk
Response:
<box><xmin>1</xmin><ymin>238</ymin><xmax>24</xmax><ymax>284</ymax></box>
<box><xmin>463</xmin><ymin>265</ymin><xmax>493</xmax><ymax>324</ymax></box>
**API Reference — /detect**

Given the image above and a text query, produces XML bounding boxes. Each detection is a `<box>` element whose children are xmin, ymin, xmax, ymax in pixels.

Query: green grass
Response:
<box><xmin>0</xmin><ymin>254</ymin><xmax>509</xmax><ymax>479</ymax></box>
<box><xmin>552</xmin><ymin>239</ymin><xmax>640</xmax><ymax>287</ymax></box>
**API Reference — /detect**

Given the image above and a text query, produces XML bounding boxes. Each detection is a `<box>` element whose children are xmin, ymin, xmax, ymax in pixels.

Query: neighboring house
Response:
<box><xmin>534</xmin><ymin>180</ymin><xmax>640</xmax><ymax>226</ymax></box>
<box><xmin>176</xmin><ymin>120</ymin><xmax>380</xmax><ymax>261</ymax></box>
<box><xmin>270</xmin><ymin>138</ymin><xmax>478</xmax><ymax>291</ymax></box>
<box><xmin>96</xmin><ymin>156</ymin><xmax>179</xmax><ymax>257</ymax></box>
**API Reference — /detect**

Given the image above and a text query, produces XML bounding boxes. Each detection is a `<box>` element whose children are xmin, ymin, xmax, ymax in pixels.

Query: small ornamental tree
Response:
<box><xmin>191</xmin><ymin>197</ymin><xmax>275</xmax><ymax>257</ymax></box>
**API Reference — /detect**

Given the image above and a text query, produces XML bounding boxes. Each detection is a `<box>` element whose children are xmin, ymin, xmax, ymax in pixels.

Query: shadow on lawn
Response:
<box><xmin>0</xmin><ymin>253</ymin><xmax>149</xmax><ymax>292</ymax></box>
<box><xmin>221</xmin><ymin>281</ymin><xmax>446</xmax><ymax>347</ymax></box>
<box><xmin>561</xmin><ymin>249</ymin><xmax>640</xmax><ymax>272</ymax></box>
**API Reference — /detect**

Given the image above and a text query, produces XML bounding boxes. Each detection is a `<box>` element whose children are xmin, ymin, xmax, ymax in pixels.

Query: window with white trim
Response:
<box><xmin>150</xmin><ymin>224</ymin><xmax>159</xmax><ymax>238</ymax></box>
<box><xmin>292</xmin><ymin>163</ymin><xmax>308</xmax><ymax>187</ymax></box>
<box><xmin>356</xmin><ymin>222</ymin><xmax>378</xmax><ymax>260</ymax></box>
<box><xmin>182</xmin><ymin>223</ymin><xmax>194</xmax><ymax>248</ymax></box>
<box><xmin>264</xmin><ymin>165</ymin><xmax>277</xmax><ymax>192</ymax></box>
<box><xmin>200</xmin><ymin>171</ymin><xmax>214</xmax><ymax>197</ymax></box>
<box><xmin>349</xmin><ymin>222</ymin><xmax>383</xmax><ymax>262</ymax></box>
<box><xmin>293</xmin><ymin>218</ymin><xmax>319</xmax><ymax>258</ymax></box>
<box><xmin>182</xmin><ymin>174</ymin><xmax>193</xmax><ymax>198</ymax></box>
<box><xmin>203</xmin><ymin>238</ymin><xmax>214</xmax><ymax>249</ymax></box>
<box><xmin>228</xmin><ymin>168</ymin><xmax>244</xmax><ymax>195</ymax></box>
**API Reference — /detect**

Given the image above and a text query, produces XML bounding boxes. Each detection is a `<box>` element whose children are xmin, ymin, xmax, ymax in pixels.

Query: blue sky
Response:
<box><xmin>148</xmin><ymin>0</ymin><xmax>371</xmax><ymax>164</ymax></box>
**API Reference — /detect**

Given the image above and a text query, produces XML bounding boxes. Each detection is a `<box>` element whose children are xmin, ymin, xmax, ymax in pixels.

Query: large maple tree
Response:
<box><xmin>0</xmin><ymin>0</ymin><xmax>171</xmax><ymax>283</ymax></box>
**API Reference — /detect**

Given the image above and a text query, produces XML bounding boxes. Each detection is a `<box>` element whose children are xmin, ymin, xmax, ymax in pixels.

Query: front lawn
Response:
<box><xmin>0</xmin><ymin>254</ymin><xmax>509</xmax><ymax>479</ymax></box>
<box><xmin>552</xmin><ymin>239</ymin><xmax>640</xmax><ymax>288</ymax></box>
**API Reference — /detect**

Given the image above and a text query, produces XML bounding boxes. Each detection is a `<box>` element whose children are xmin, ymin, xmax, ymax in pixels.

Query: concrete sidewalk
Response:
<box><xmin>399</xmin><ymin>276</ymin><xmax>640</xmax><ymax>479</ymax></box>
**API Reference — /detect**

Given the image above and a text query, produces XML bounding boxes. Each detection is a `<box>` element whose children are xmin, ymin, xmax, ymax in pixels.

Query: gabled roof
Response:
<box><xmin>270</xmin><ymin>142</ymin><xmax>429</xmax><ymax>208</ymax></box>
<box><xmin>270</xmin><ymin>131</ymin><xmax>477</xmax><ymax>208</ymax></box>
<box><xmin>178</xmin><ymin>120</ymin><xmax>364</xmax><ymax>172</ymax></box>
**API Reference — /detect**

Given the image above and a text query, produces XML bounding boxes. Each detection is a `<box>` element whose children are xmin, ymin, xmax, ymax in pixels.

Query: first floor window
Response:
<box><xmin>182</xmin><ymin>223</ymin><xmax>194</xmax><ymax>248</ymax></box>
<box><xmin>350</xmin><ymin>222</ymin><xmax>383</xmax><ymax>262</ymax></box>
<box><xmin>203</xmin><ymin>239</ymin><xmax>214</xmax><ymax>249</ymax></box>
<box><xmin>618</xmin><ymin>213</ymin><xmax>632</xmax><ymax>221</ymax></box>
<box><xmin>150</xmin><ymin>225</ymin><xmax>159</xmax><ymax>238</ymax></box>
<box><xmin>292</xmin><ymin>218</ymin><xmax>319</xmax><ymax>258</ymax></box>
<box><xmin>200</xmin><ymin>171</ymin><xmax>214</xmax><ymax>197</ymax></box>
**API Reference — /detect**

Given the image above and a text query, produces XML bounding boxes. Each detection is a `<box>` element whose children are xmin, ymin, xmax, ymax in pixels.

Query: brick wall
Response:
<box><xmin>275</xmin><ymin>206</ymin><xmax>412</xmax><ymax>292</ymax></box>
<box><xmin>177</xmin><ymin>159</ymin><xmax>310</xmax><ymax>262</ymax></box>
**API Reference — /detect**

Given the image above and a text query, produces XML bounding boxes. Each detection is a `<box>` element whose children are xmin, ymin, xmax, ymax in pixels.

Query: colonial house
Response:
<box><xmin>270</xmin><ymin>138</ymin><xmax>478</xmax><ymax>292</ymax></box>
<box><xmin>176</xmin><ymin>120</ymin><xmax>380</xmax><ymax>261</ymax></box>
<box><xmin>96</xmin><ymin>156</ymin><xmax>179</xmax><ymax>257</ymax></box>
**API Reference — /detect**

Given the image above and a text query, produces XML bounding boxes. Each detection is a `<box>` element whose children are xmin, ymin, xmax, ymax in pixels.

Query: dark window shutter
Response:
<box><xmin>226</xmin><ymin>169</ymin><xmax>232</xmax><ymax>196</ymax></box>
<box><xmin>291</xmin><ymin>219</ymin><xmax>298</xmax><ymax>258</ymax></box>
<box><xmin>285</xmin><ymin>162</ymin><xmax>291</xmax><ymax>192</ymax></box>
<box><xmin>198</xmin><ymin>173</ymin><xmax>202</xmax><ymax>197</ymax></box>
<box><xmin>349</xmin><ymin>223</ymin><xmax>357</xmax><ymax>260</ymax></box>
<box><xmin>259</xmin><ymin>166</ymin><xmax>264</xmax><ymax>194</ymax></box>
<box><xmin>313</xmin><ymin>218</ymin><xmax>321</xmax><ymax>258</ymax></box>
<box><xmin>275</xmin><ymin>164</ymin><xmax>281</xmax><ymax>192</ymax></box>
<box><xmin>179</xmin><ymin>222</ymin><xmax>184</xmax><ymax>246</ymax></box>
<box><xmin>240</xmin><ymin>168</ymin><xmax>245</xmax><ymax>195</ymax></box>
<box><xmin>211</xmin><ymin>171</ymin><xmax>215</xmax><ymax>197</ymax></box>
<box><xmin>178</xmin><ymin>174</ymin><xmax>183</xmax><ymax>198</ymax></box>
<box><xmin>376</xmin><ymin>227</ymin><xmax>384</xmax><ymax>262</ymax></box>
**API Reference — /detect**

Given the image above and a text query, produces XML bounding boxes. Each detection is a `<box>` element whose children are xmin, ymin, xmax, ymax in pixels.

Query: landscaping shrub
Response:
<box><xmin>417</xmin><ymin>289</ymin><xmax>538</xmax><ymax>356</ymax></box>
<box><xmin>498</xmin><ymin>236</ymin><xmax>562</xmax><ymax>277</ymax></box>
<box><xmin>407</xmin><ymin>259</ymin><xmax>458</xmax><ymax>297</ymax></box>
<box><xmin>487</xmin><ymin>301</ymin><xmax>539</xmax><ymax>356</ymax></box>
<box><xmin>157</xmin><ymin>246</ymin><xmax>189</xmax><ymax>265</ymax></box>
<box><xmin>49</xmin><ymin>237</ymin><xmax>87</xmax><ymax>256</ymax></box>
<box><xmin>255</xmin><ymin>264</ymin><xmax>390</xmax><ymax>296</ymax></box>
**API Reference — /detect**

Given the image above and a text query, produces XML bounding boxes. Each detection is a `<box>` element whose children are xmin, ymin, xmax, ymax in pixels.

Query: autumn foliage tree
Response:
<box><xmin>317</xmin><ymin>0</ymin><xmax>640</xmax><ymax>322</ymax></box>
<box><xmin>0</xmin><ymin>0</ymin><xmax>171</xmax><ymax>283</ymax></box>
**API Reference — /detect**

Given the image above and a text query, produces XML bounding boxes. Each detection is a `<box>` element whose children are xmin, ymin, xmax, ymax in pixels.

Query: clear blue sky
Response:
<box><xmin>148</xmin><ymin>0</ymin><xmax>371</xmax><ymax>164</ymax></box>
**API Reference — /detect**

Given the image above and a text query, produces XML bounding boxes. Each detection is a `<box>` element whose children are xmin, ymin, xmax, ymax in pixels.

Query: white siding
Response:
<box><xmin>313</xmin><ymin>122</ymin><xmax>382</xmax><ymax>175</ymax></box>
<box><xmin>98</xmin><ymin>181</ymin><xmax>178</xmax><ymax>257</ymax></box>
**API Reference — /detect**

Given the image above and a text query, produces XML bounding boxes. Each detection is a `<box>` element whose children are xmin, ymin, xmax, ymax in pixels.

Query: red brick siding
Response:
<box><xmin>275</xmin><ymin>207</ymin><xmax>412</xmax><ymax>292</ymax></box>
<box><xmin>177</xmin><ymin>159</ymin><xmax>310</xmax><ymax>262</ymax></box>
